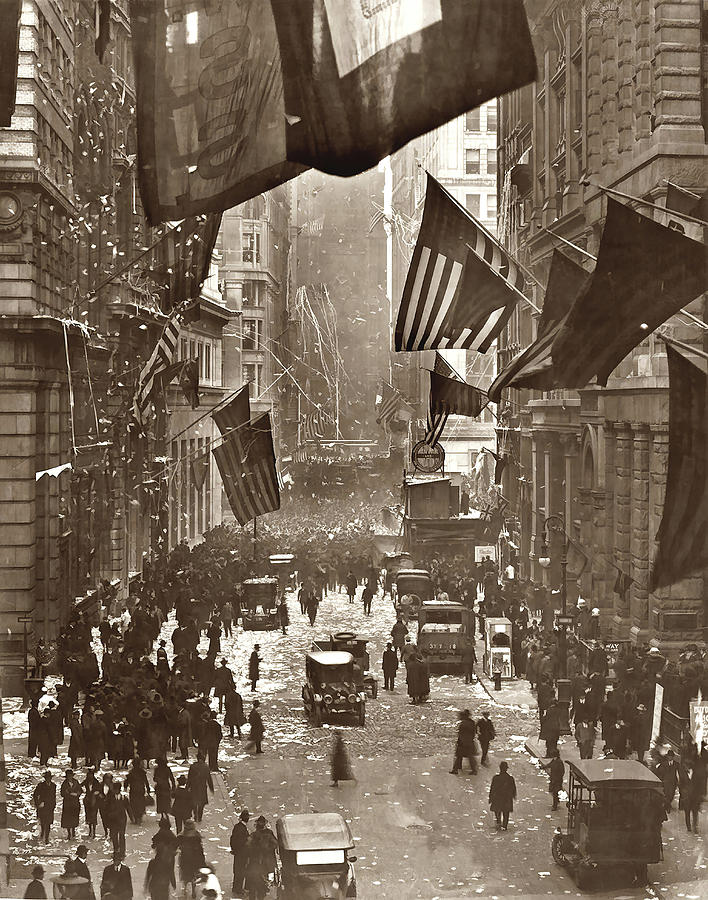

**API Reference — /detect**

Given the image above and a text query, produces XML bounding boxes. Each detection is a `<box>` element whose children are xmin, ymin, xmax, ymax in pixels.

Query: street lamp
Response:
<box><xmin>539</xmin><ymin>514</ymin><xmax>571</xmax><ymax>734</ymax></box>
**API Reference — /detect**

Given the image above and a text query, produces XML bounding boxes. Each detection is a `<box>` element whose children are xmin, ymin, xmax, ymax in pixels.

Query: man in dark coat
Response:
<box><xmin>489</xmin><ymin>761</ymin><xmax>517</xmax><ymax>831</ymax></box>
<box><xmin>46</xmin><ymin>701</ymin><xmax>63</xmax><ymax>749</ymax></box>
<box><xmin>248</xmin><ymin>646</ymin><xmax>260</xmax><ymax>692</ymax></box>
<box><xmin>450</xmin><ymin>710</ymin><xmax>478</xmax><ymax>774</ymax></box>
<box><xmin>391</xmin><ymin>618</ymin><xmax>408</xmax><ymax>656</ymax></box>
<box><xmin>540</xmin><ymin>700</ymin><xmax>562</xmax><ymax>758</ymax></box>
<box><xmin>305</xmin><ymin>593</ymin><xmax>319</xmax><ymax>626</ymax></box>
<box><xmin>361</xmin><ymin>583</ymin><xmax>374</xmax><ymax>616</ymax></box>
<box><xmin>70</xmin><ymin>845</ymin><xmax>93</xmax><ymax>900</ymax></box>
<box><xmin>32</xmin><ymin>771</ymin><xmax>56</xmax><ymax>843</ymax></box>
<box><xmin>461</xmin><ymin>639</ymin><xmax>477</xmax><ymax>684</ymax></box>
<box><xmin>248</xmin><ymin>700</ymin><xmax>264</xmax><ymax>754</ymax></box>
<box><xmin>654</xmin><ymin>749</ymin><xmax>679</xmax><ymax>812</ymax></box>
<box><xmin>199</xmin><ymin>711</ymin><xmax>223</xmax><ymax>772</ymax></box>
<box><xmin>477</xmin><ymin>711</ymin><xmax>496</xmax><ymax>764</ymax></box>
<box><xmin>186</xmin><ymin>753</ymin><xmax>214</xmax><ymax>823</ymax></box>
<box><xmin>212</xmin><ymin>659</ymin><xmax>235</xmax><ymax>713</ymax></box>
<box><xmin>541</xmin><ymin>749</ymin><xmax>565</xmax><ymax>810</ymax></box>
<box><xmin>224</xmin><ymin>687</ymin><xmax>245</xmax><ymax>738</ymax></box>
<box><xmin>171</xmin><ymin>776</ymin><xmax>194</xmax><ymax>835</ymax></box>
<box><xmin>345</xmin><ymin>572</ymin><xmax>357</xmax><ymax>603</ymax></box>
<box><xmin>382</xmin><ymin>643</ymin><xmax>398</xmax><ymax>691</ymax></box>
<box><xmin>100</xmin><ymin>851</ymin><xmax>133</xmax><ymax>900</ymax></box>
<box><xmin>28</xmin><ymin>700</ymin><xmax>41</xmax><ymax>759</ymax></box>
<box><xmin>230</xmin><ymin>809</ymin><xmax>250</xmax><ymax>897</ymax></box>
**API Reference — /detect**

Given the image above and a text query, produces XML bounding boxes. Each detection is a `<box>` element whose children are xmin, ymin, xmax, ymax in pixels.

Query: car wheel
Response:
<box><xmin>551</xmin><ymin>833</ymin><xmax>568</xmax><ymax>867</ymax></box>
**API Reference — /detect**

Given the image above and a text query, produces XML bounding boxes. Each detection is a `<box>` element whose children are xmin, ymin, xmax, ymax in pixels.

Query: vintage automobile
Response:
<box><xmin>417</xmin><ymin>600</ymin><xmax>472</xmax><ymax>672</ymax></box>
<box><xmin>551</xmin><ymin>759</ymin><xmax>665</xmax><ymax>888</ymax></box>
<box><xmin>394</xmin><ymin>568</ymin><xmax>433</xmax><ymax>620</ymax></box>
<box><xmin>241</xmin><ymin>577</ymin><xmax>279</xmax><ymax>630</ymax></box>
<box><xmin>275</xmin><ymin>812</ymin><xmax>357</xmax><ymax>899</ymax></box>
<box><xmin>302</xmin><ymin>651</ymin><xmax>366</xmax><ymax>726</ymax></box>
<box><xmin>313</xmin><ymin>632</ymin><xmax>379</xmax><ymax>699</ymax></box>
<box><xmin>269</xmin><ymin>553</ymin><xmax>295</xmax><ymax>592</ymax></box>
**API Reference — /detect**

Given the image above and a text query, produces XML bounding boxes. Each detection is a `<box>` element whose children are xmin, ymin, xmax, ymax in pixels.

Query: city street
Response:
<box><xmin>3</xmin><ymin>589</ymin><xmax>705</xmax><ymax>899</ymax></box>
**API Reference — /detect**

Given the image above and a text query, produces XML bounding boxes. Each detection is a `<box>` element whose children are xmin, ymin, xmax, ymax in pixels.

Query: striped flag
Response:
<box><xmin>213</xmin><ymin>412</ymin><xmax>280</xmax><ymax>525</ymax></box>
<box><xmin>376</xmin><ymin>382</ymin><xmax>403</xmax><ymax>428</ymax></box>
<box><xmin>430</xmin><ymin>370</ymin><xmax>487</xmax><ymax>418</ymax></box>
<box><xmin>303</xmin><ymin>411</ymin><xmax>324</xmax><ymax>441</ymax></box>
<box><xmin>650</xmin><ymin>345</ymin><xmax>708</xmax><ymax>589</ymax></box>
<box><xmin>424</xmin><ymin>353</ymin><xmax>466</xmax><ymax>446</ymax></box>
<box><xmin>395</xmin><ymin>175</ymin><xmax>524</xmax><ymax>353</ymax></box>
<box><xmin>0</xmin><ymin>0</ymin><xmax>21</xmax><ymax>127</ymax></box>
<box><xmin>213</xmin><ymin>386</ymin><xmax>250</xmax><ymax>438</ymax></box>
<box><xmin>131</xmin><ymin>313</ymin><xmax>181</xmax><ymax>429</ymax></box>
<box><xmin>148</xmin><ymin>215</ymin><xmax>222</xmax><ymax>310</ymax></box>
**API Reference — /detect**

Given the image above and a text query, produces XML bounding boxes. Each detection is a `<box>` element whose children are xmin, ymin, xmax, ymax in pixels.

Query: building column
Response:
<box><xmin>630</xmin><ymin>425</ymin><xmax>651</xmax><ymax>632</ymax></box>
<box><xmin>617</xmin><ymin>0</ymin><xmax>635</xmax><ymax>155</ymax></box>
<box><xmin>648</xmin><ymin>426</ymin><xmax>670</xmax><ymax>636</ymax></box>
<box><xmin>634</xmin><ymin>0</ymin><xmax>653</xmax><ymax>140</ymax></box>
<box><xmin>613</xmin><ymin>422</ymin><xmax>633</xmax><ymax>632</ymax></box>
<box><xmin>560</xmin><ymin>433</ymin><xmax>578</xmax><ymax>531</ymax></box>
<box><xmin>653</xmin><ymin>0</ymin><xmax>705</xmax><ymax>144</ymax></box>
<box><xmin>585</xmin><ymin>1</ymin><xmax>603</xmax><ymax>177</ymax></box>
<box><xmin>530</xmin><ymin>435</ymin><xmax>540</xmax><ymax>576</ymax></box>
<box><xmin>600</xmin><ymin>1</ymin><xmax>620</xmax><ymax>166</ymax></box>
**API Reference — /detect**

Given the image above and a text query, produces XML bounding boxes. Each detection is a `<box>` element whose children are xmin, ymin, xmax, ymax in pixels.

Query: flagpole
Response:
<box><xmin>581</xmin><ymin>176</ymin><xmax>708</xmax><ymax>228</ymax></box>
<box><xmin>253</xmin><ymin>516</ymin><xmax>257</xmax><ymax>560</ymax></box>
<box><xmin>463</xmin><ymin>242</ymin><xmax>541</xmax><ymax>314</ymax></box>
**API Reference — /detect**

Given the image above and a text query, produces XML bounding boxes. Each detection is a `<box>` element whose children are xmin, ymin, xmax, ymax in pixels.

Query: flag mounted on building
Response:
<box><xmin>147</xmin><ymin>215</ymin><xmax>222</xmax><ymax>310</ymax></box>
<box><xmin>302</xmin><ymin>410</ymin><xmax>325</xmax><ymax>442</ymax></box>
<box><xmin>430</xmin><ymin>370</ymin><xmax>487</xmax><ymax>419</ymax></box>
<box><xmin>376</xmin><ymin>382</ymin><xmax>403</xmax><ymax>429</ymax></box>
<box><xmin>130</xmin><ymin>0</ymin><xmax>535</xmax><ymax>224</ymax></box>
<box><xmin>395</xmin><ymin>175</ymin><xmax>525</xmax><ymax>353</ymax></box>
<box><xmin>0</xmin><ymin>0</ymin><xmax>21</xmax><ymax>127</ymax></box>
<box><xmin>213</xmin><ymin>412</ymin><xmax>280</xmax><ymax>526</ymax></box>
<box><xmin>424</xmin><ymin>352</ymin><xmax>466</xmax><ymax>446</ymax></box>
<box><xmin>271</xmin><ymin>0</ymin><xmax>536</xmax><ymax>176</ymax></box>
<box><xmin>157</xmin><ymin>357</ymin><xmax>200</xmax><ymax>409</ymax></box>
<box><xmin>131</xmin><ymin>312</ymin><xmax>181</xmax><ymax>430</ymax></box>
<box><xmin>213</xmin><ymin>385</ymin><xmax>250</xmax><ymax>437</ymax></box>
<box><xmin>95</xmin><ymin>0</ymin><xmax>111</xmax><ymax>62</ymax></box>
<box><xmin>487</xmin><ymin>250</ymin><xmax>590</xmax><ymax>402</ymax></box>
<box><xmin>650</xmin><ymin>344</ymin><xmax>708</xmax><ymax>590</ymax></box>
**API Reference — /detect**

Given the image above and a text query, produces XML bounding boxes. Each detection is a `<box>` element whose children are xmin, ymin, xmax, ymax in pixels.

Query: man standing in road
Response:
<box><xmin>391</xmin><ymin>617</ymin><xmax>408</xmax><ymax>656</ymax></box>
<box><xmin>450</xmin><ymin>710</ymin><xmax>478</xmax><ymax>775</ymax></box>
<box><xmin>230</xmin><ymin>809</ymin><xmax>250</xmax><ymax>898</ymax></box>
<box><xmin>100</xmin><ymin>851</ymin><xmax>132</xmax><ymax>900</ymax></box>
<box><xmin>541</xmin><ymin>749</ymin><xmax>565</xmax><ymax>810</ymax></box>
<box><xmin>32</xmin><ymin>771</ymin><xmax>55</xmax><ymax>844</ymax></box>
<box><xmin>477</xmin><ymin>711</ymin><xmax>496</xmax><ymax>765</ymax></box>
<box><xmin>248</xmin><ymin>701</ymin><xmax>264</xmax><ymax>754</ymax></box>
<box><xmin>489</xmin><ymin>761</ymin><xmax>517</xmax><ymax>831</ymax></box>
<box><xmin>249</xmin><ymin>645</ymin><xmax>260</xmax><ymax>692</ymax></box>
<box><xmin>362</xmin><ymin>581</ymin><xmax>374</xmax><ymax>616</ymax></box>
<box><xmin>213</xmin><ymin>659</ymin><xmax>235</xmax><ymax>713</ymax></box>
<box><xmin>186</xmin><ymin>752</ymin><xmax>214</xmax><ymax>823</ymax></box>
<box><xmin>345</xmin><ymin>571</ymin><xmax>357</xmax><ymax>604</ymax></box>
<box><xmin>382</xmin><ymin>643</ymin><xmax>398</xmax><ymax>691</ymax></box>
<box><xmin>200</xmin><ymin>710</ymin><xmax>223</xmax><ymax>772</ymax></box>
<box><xmin>306</xmin><ymin>592</ymin><xmax>319</xmax><ymax>626</ymax></box>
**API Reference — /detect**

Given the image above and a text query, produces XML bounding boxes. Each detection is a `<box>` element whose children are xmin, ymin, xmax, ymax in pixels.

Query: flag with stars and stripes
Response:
<box><xmin>376</xmin><ymin>382</ymin><xmax>403</xmax><ymax>429</ymax></box>
<box><xmin>213</xmin><ymin>412</ymin><xmax>280</xmax><ymax>526</ymax></box>
<box><xmin>302</xmin><ymin>411</ymin><xmax>325</xmax><ymax>441</ymax></box>
<box><xmin>131</xmin><ymin>312</ymin><xmax>181</xmax><ymax>429</ymax></box>
<box><xmin>424</xmin><ymin>352</ymin><xmax>465</xmax><ymax>446</ymax></box>
<box><xmin>395</xmin><ymin>174</ymin><xmax>524</xmax><ymax>353</ymax></box>
<box><xmin>213</xmin><ymin>385</ymin><xmax>250</xmax><ymax>438</ymax></box>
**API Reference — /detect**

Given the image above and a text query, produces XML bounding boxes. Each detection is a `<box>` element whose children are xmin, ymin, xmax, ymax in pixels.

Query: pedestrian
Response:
<box><xmin>126</xmin><ymin>758</ymin><xmax>151</xmax><ymax>825</ymax></box>
<box><xmin>361</xmin><ymin>582</ymin><xmax>374</xmax><ymax>616</ymax></box>
<box><xmin>100</xmin><ymin>852</ymin><xmax>132</xmax><ymax>900</ymax></box>
<box><xmin>151</xmin><ymin>818</ymin><xmax>178</xmax><ymax>856</ymax></box>
<box><xmin>390</xmin><ymin>617</ymin><xmax>408</xmax><ymax>656</ymax></box>
<box><xmin>305</xmin><ymin>593</ymin><xmax>319</xmax><ymax>626</ymax></box>
<box><xmin>224</xmin><ymin>687</ymin><xmax>245</xmax><ymax>738</ymax></box>
<box><xmin>330</xmin><ymin>732</ymin><xmax>354</xmax><ymax>787</ymax></box>
<box><xmin>245</xmin><ymin>817</ymin><xmax>277</xmax><ymax>900</ymax></box>
<box><xmin>200</xmin><ymin>710</ymin><xmax>223</xmax><ymax>772</ymax></box>
<box><xmin>382</xmin><ymin>642</ymin><xmax>398</xmax><ymax>691</ymax></box>
<box><xmin>575</xmin><ymin>719</ymin><xmax>596</xmax><ymax>760</ymax></box>
<box><xmin>220</xmin><ymin>600</ymin><xmax>234</xmax><ymax>638</ymax></box>
<box><xmin>28</xmin><ymin>700</ymin><xmax>41</xmax><ymax>759</ymax></box>
<box><xmin>97</xmin><ymin>774</ymin><xmax>114</xmax><ymax>839</ymax></box>
<box><xmin>153</xmin><ymin>757</ymin><xmax>176</xmax><ymax>821</ymax></box>
<box><xmin>69</xmin><ymin>845</ymin><xmax>92</xmax><ymax>900</ymax></box>
<box><xmin>67</xmin><ymin>711</ymin><xmax>85</xmax><ymax>770</ymax></box>
<box><xmin>213</xmin><ymin>660</ymin><xmax>235</xmax><ymax>713</ymax></box>
<box><xmin>177</xmin><ymin>703</ymin><xmax>192</xmax><ymax>762</ymax></box>
<box><xmin>177</xmin><ymin>820</ymin><xmax>205</xmax><ymax>899</ymax></box>
<box><xmin>540</xmin><ymin>699</ymin><xmax>561</xmax><ymax>758</ymax></box>
<box><xmin>654</xmin><ymin>749</ymin><xmax>679</xmax><ymax>812</ymax></box>
<box><xmin>171</xmin><ymin>776</ymin><xmax>194</xmax><ymax>835</ymax></box>
<box><xmin>144</xmin><ymin>846</ymin><xmax>176</xmax><ymax>900</ymax></box>
<box><xmin>450</xmin><ymin>709</ymin><xmax>478</xmax><ymax>775</ymax></box>
<box><xmin>345</xmin><ymin>571</ymin><xmax>357</xmax><ymax>604</ymax></box>
<box><xmin>461</xmin><ymin>638</ymin><xmax>477</xmax><ymax>684</ymax></box>
<box><xmin>107</xmin><ymin>782</ymin><xmax>129</xmax><ymax>858</ymax></box>
<box><xmin>155</xmin><ymin>639</ymin><xmax>170</xmax><ymax>680</ymax></box>
<box><xmin>298</xmin><ymin>583</ymin><xmax>307</xmax><ymax>615</ymax></box>
<box><xmin>82</xmin><ymin>767</ymin><xmax>101</xmax><ymax>837</ymax></box>
<box><xmin>489</xmin><ymin>761</ymin><xmax>517</xmax><ymax>831</ymax></box>
<box><xmin>230</xmin><ymin>809</ymin><xmax>250</xmax><ymax>898</ymax></box>
<box><xmin>541</xmin><ymin>749</ymin><xmax>565</xmax><ymax>810</ymax></box>
<box><xmin>248</xmin><ymin>646</ymin><xmax>260</xmax><ymax>692</ymax></box>
<box><xmin>186</xmin><ymin>753</ymin><xmax>214</xmax><ymax>823</ymax></box>
<box><xmin>37</xmin><ymin>711</ymin><xmax>56</xmax><ymax>766</ymax></box>
<box><xmin>46</xmin><ymin>701</ymin><xmax>64</xmax><ymax>748</ymax></box>
<box><xmin>679</xmin><ymin>759</ymin><xmax>704</xmax><ymax>834</ymax></box>
<box><xmin>60</xmin><ymin>769</ymin><xmax>82</xmax><ymax>840</ymax></box>
<box><xmin>277</xmin><ymin>597</ymin><xmax>289</xmax><ymax>635</ymax></box>
<box><xmin>24</xmin><ymin>865</ymin><xmax>47</xmax><ymax>899</ymax></box>
<box><xmin>247</xmin><ymin>701</ymin><xmax>264</xmax><ymax>754</ymax></box>
<box><xmin>477</xmin><ymin>711</ymin><xmax>496</xmax><ymax>765</ymax></box>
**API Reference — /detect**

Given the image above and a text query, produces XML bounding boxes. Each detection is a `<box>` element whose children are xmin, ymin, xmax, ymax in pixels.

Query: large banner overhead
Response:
<box><xmin>0</xmin><ymin>0</ymin><xmax>21</xmax><ymax>127</ymax></box>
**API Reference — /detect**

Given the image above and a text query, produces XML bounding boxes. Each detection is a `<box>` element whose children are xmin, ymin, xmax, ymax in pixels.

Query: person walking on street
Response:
<box><xmin>245</xmin><ymin>817</ymin><xmax>277</xmax><ymax>900</ymax></box>
<box><xmin>305</xmin><ymin>593</ymin><xmax>319</xmax><ymax>627</ymax></box>
<box><xmin>100</xmin><ymin>852</ymin><xmax>132</xmax><ymax>900</ymax></box>
<box><xmin>186</xmin><ymin>753</ymin><xmax>214</xmax><ymax>823</ymax></box>
<box><xmin>177</xmin><ymin>820</ymin><xmax>205</xmax><ymax>899</ymax></box>
<box><xmin>541</xmin><ymin>749</ymin><xmax>565</xmax><ymax>810</ymax></box>
<box><xmin>489</xmin><ymin>761</ymin><xmax>517</xmax><ymax>831</ymax></box>
<box><xmin>126</xmin><ymin>758</ymin><xmax>151</xmax><ymax>825</ymax></box>
<box><xmin>540</xmin><ymin>699</ymin><xmax>561</xmax><ymax>758</ymax></box>
<box><xmin>171</xmin><ymin>776</ymin><xmax>194</xmax><ymax>835</ymax></box>
<box><xmin>213</xmin><ymin>660</ymin><xmax>236</xmax><ymax>713</ymax></box>
<box><xmin>391</xmin><ymin>618</ymin><xmax>408</xmax><ymax>657</ymax></box>
<box><xmin>28</xmin><ymin>700</ymin><xmax>41</xmax><ymax>760</ymax></box>
<box><xmin>461</xmin><ymin>638</ymin><xmax>477</xmax><ymax>684</ymax></box>
<box><xmin>247</xmin><ymin>701</ymin><xmax>264</xmax><ymax>754</ymax></box>
<box><xmin>70</xmin><ymin>845</ymin><xmax>92</xmax><ymax>900</ymax></box>
<box><xmin>144</xmin><ymin>845</ymin><xmax>176</xmax><ymax>900</ymax></box>
<box><xmin>477</xmin><ymin>711</ymin><xmax>496</xmax><ymax>765</ymax></box>
<box><xmin>33</xmin><ymin>771</ymin><xmax>55</xmax><ymax>843</ymax></box>
<box><xmin>220</xmin><ymin>601</ymin><xmax>234</xmax><ymax>638</ymax></box>
<box><xmin>345</xmin><ymin>572</ymin><xmax>357</xmax><ymax>604</ymax></box>
<box><xmin>200</xmin><ymin>710</ymin><xmax>223</xmax><ymax>772</ymax></box>
<box><xmin>450</xmin><ymin>710</ymin><xmax>478</xmax><ymax>775</ymax></box>
<box><xmin>24</xmin><ymin>865</ymin><xmax>46</xmax><ymax>899</ymax></box>
<box><xmin>224</xmin><ymin>687</ymin><xmax>245</xmax><ymax>739</ymax></box>
<box><xmin>248</xmin><ymin>646</ymin><xmax>260</xmax><ymax>692</ymax></box>
<box><xmin>361</xmin><ymin>583</ymin><xmax>374</xmax><ymax>616</ymax></box>
<box><xmin>277</xmin><ymin>597</ymin><xmax>289</xmax><ymax>635</ymax></box>
<box><xmin>60</xmin><ymin>769</ymin><xmax>82</xmax><ymax>840</ymax></box>
<box><xmin>153</xmin><ymin>758</ymin><xmax>175</xmax><ymax>822</ymax></box>
<box><xmin>230</xmin><ymin>809</ymin><xmax>250</xmax><ymax>898</ymax></box>
<box><xmin>382</xmin><ymin>643</ymin><xmax>398</xmax><ymax>691</ymax></box>
<box><xmin>654</xmin><ymin>749</ymin><xmax>679</xmax><ymax>812</ymax></box>
<box><xmin>107</xmin><ymin>782</ymin><xmax>130</xmax><ymax>857</ymax></box>
<box><xmin>575</xmin><ymin>719</ymin><xmax>596</xmax><ymax>760</ymax></box>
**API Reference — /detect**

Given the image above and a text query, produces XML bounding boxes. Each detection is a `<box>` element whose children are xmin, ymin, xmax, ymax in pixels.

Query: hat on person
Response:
<box><xmin>239</xmin><ymin>809</ymin><xmax>250</xmax><ymax>822</ymax></box>
<box><xmin>254</xmin><ymin>644</ymin><xmax>260</xmax><ymax>650</ymax></box>
<box><xmin>256</xmin><ymin>815</ymin><xmax>267</xmax><ymax>825</ymax></box>
<box><xmin>76</xmin><ymin>845</ymin><xmax>88</xmax><ymax>858</ymax></box>
<box><xmin>112</xmin><ymin>850</ymin><xmax>124</xmax><ymax>862</ymax></box>
<box><xmin>31</xmin><ymin>865</ymin><xmax>44</xmax><ymax>879</ymax></box>
<box><xmin>43</xmin><ymin>771</ymin><xmax>52</xmax><ymax>780</ymax></box>
<box><xmin>459</xmin><ymin>709</ymin><xmax>471</xmax><ymax>719</ymax></box>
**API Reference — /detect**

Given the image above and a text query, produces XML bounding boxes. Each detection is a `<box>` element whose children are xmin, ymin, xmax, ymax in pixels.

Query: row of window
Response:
<box><xmin>465</xmin><ymin>106</ymin><xmax>497</xmax><ymax>133</ymax></box>
<box><xmin>179</xmin><ymin>336</ymin><xmax>219</xmax><ymax>385</ymax></box>
<box><xmin>465</xmin><ymin>148</ymin><xmax>497</xmax><ymax>176</ymax></box>
<box><xmin>465</xmin><ymin>193</ymin><xmax>497</xmax><ymax>220</ymax></box>
<box><xmin>169</xmin><ymin>437</ymin><xmax>212</xmax><ymax>546</ymax></box>
<box><xmin>242</xmin><ymin>363</ymin><xmax>264</xmax><ymax>394</ymax></box>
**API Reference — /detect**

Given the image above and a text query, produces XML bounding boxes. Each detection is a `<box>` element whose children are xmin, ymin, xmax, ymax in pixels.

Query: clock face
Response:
<box><xmin>412</xmin><ymin>440</ymin><xmax>445</xmax><ymax>473</ymax></box>
<box><xmin>0</xmin><ymin>192</ymin><xmax>21</xmax><ymax>227</ymax></box>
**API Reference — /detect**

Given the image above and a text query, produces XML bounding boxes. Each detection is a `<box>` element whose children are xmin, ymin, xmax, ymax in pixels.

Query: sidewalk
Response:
<box><xmin>474</xmin><ymin>639</ymin><xmax>537</xmax><ymax>710</ymax></box>
<box><xmin>525</xmin><ymin>733</ymin><xmax>581</xmax><ymax>765</ymax></box>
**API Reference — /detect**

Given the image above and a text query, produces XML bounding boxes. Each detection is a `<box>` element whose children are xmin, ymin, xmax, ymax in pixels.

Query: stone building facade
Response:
<box><xmin>496</xmin><ymin>0</ymin><xmax>707</xmax><ymax>650</ymax></box>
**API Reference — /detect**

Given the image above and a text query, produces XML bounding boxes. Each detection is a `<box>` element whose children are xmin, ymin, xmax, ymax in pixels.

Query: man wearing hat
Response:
<box><xmin>24</xmin><ymin>865</ymin><xmax>46</xmax><ymax>899</ymax></box>
<box><xmin>450</xmin><ymin>710</ymin><xmax>478</xmax><ymax>775</ymax></box>
<box><xmin>32</xmin><ymin>771</ymin><xmax>55</xmax><ymax>844</ymax></box>
<box><xmin>100</xmin><ymin>851</ymin><xmax>132</xmax><ymax>900</ymax></box>
<box><xmin>477</xmin><ymin>710</ymin><xmax>496</xmax><ymax>765</ymax></box>
<box><xmin>71</xmin><ymin>845</ymin><xmax>93</xmax><ymax>900</ymax></box>
<box><xmin>247</xmin><ymin>701</ymin><xmax>264</xmax><ymax>754</ymax></box>
<box><xmin>229</xmin><ymin>810</ymin><xmax>250</xmax><ymax>897</ymax></box>
<box><xmin>248</xmin><ymin>646</ymin><xmax>260</xmax><ymax>693</ymax></box>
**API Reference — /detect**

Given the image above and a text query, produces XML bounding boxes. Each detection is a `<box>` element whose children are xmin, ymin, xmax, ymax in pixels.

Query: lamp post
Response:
<box><xmin>538</xmin><ymin>514</ymin><xmax>571</xmax><ymax>734</ymax></box>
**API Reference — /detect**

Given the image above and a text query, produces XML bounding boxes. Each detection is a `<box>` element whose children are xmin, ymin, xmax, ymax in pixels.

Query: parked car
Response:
<box><xmin>302</xmin><ymin>651</ymin><xmax>366</xmax><ymax>726</ymax></box>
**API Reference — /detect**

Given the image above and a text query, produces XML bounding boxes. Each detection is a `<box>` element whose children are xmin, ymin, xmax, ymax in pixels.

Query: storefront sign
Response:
<box><xmin>651</xmin><ymin>682</ymin><xmax>664</xmax><ymax>744</ymax></box>
<box><xmin>689</xmin><ymin>699</ymin><xmax>708</xmax><ymax>745</ymax></box>
<box><xmin>474</xmin><ymin>545</ymin><xmax>496</xmax><ymax>563</ymax></box>
<box><xmin>411</xmin><ymin>440</ymin><xmax>444</xmax><ymax>473</ymax></box>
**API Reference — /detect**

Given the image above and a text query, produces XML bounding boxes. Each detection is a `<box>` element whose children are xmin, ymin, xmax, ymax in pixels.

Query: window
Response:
<box><xmin>486</xmin><ymin>104</ymin><xmax>497</xmax><ymax>133</ymax></box>
<box><xmin>242</xmin><ymin>281</ymin><xmax>261</xmax><ymax>306</ymax></box>
<box><xmin>465</xmin><ymin>109</ymin><xmax>481</xmax><ymax>131</ymax></box>
<box><xmin>204</xmin><ymin>343</ymin><xmax>211</xmax><ymax>381</ymax></box>
<box><xmin>180</xmin><ymin>338</ymin><xmax>188</xmax><ymax>361</ymax></box>
<box><xmin>487</xmin><ymin>149</ymin><xmax>497</xmax><ymax>175</ymax></box>
<box><xmin>486</xmin><ymin>194</ymin><xmax>497</xmax><ymax>219</ymax></box>
<box><xmin>465</xmin><ymin>194</ymin><xmax>481</xmax><ymax>218</ymax></box>
<box><xmin>465</xmin><ymin>148</ymin><xmax>480</xmax><ymax>175</ymax></box>
<box><xmin>243</xmin><ymin>363</ymin><xmax>263</xmax><ymax>391</ymax></box>
<box><xmin>242</xmin><ymin>318</ymin><xmax>262</xmax><ymax>350</ymax></box>
<box><xmin>243</xmin><ymin>229</ymin><xmax>261</xmax><ymax>263</ymax></box>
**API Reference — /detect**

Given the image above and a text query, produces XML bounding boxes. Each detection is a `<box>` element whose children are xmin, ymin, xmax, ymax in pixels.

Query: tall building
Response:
<box><xmin>389</xmin><ymin>104</ymin><xmax>499</xmax><ymax>474</ymax></box>
<box><xmin>496</xmin><ymin>0</ymin><xmax>707</xmax><ymax>650</ymax></box>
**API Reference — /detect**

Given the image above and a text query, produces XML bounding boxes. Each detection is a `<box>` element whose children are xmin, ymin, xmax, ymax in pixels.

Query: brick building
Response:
<box><xmin>496</xmin><ymin>0</ymin><xmax>707</xmax><ymax>650</ymax></box>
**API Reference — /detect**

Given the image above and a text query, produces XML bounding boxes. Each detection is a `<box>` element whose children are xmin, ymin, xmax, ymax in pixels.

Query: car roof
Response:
<box><xmin>243</xmin><ymin>577</ymin><xmax>278</xmax><ymax>584</ymax></box>
<box><xmin>568</xmin><ymin>759</ymin><xmax>663</xmax><ymax>790</ymax></box>
<box><xmin>422</xmin><ymin>599</ymin><xmax>464</xmax><ymax>608</ymax></box>
<box><xmin>276</xmin><ymin>813</ymin><xmax>354</xmax><ymax>851</ymax></box>
<box><xmin>307</xmin><ymin>651</ymin><xmax>354</xmax><ymax>666</ymax></box>
<box><xmin>397</xmin><ymin>569</ymin><xmax>430</xmax><ymax>577</ymax></box>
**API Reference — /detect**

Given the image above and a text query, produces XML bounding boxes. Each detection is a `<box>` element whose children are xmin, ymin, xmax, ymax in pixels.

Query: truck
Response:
<box><xmin>241</xmin><ymin>577</ymin><xmax>279</xmax><ymax>630</ymax></box>
<box><xmin>417</xmin><ymin>600</ymin><xmax>472</xmax><ymax>672</ymax></box>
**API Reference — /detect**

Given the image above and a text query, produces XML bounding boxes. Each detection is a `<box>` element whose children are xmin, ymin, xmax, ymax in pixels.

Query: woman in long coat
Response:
<box><xmin>98</xmin><ymin>773</ymin><xmax>114</xmax><ymax>837</ymax></box>
<box><xmin>60</xmin><ymin>770</ymin><xmax>82</xmax><ymax>840</ymax></box>
<box><xmin>126</xmin><ymin>758</ymin><xmax>151</xmax><ymax>825</ymax></box>
<box><xmin>489</xmin><ymin>761</ymin><xmax>517</xmax><ymax>831</ymax></box>
<box><xmin>153</xmin><ymin>758</ymin><xmax>176</xmax><ymax>820</ymax></box>
<box><xmin>82</xmin><ymin>767</ymin><xmax>101</xmax><ymax>839</ymax></box>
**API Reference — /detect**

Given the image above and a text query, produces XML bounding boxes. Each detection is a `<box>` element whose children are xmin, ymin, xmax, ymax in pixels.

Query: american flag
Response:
<box><xmin>302</xmin><ymin>411</ymin><xmax>324</xmax><ymax>441</ymax></box>
<box><xmin>131</xmin><ymin>312</ymin><xmax>181</xmax><ymax>429</ymax></box>
<box><xmin>212</xmin><ymin>412</ymin><xmax>280</xmax><ymax>525</ymax></box>
<box><xmin>376</xmin><ymin>382</ymin><xmax>403</xmax><ymax>428</ymax></box>
<box><xmin>424</xmin><ymin>352</ymin><xmax>460</xmax><ymax>446</ymax></box>
<box><xmin>395</xmin><ymin>175</ymin><xmax>524</xmax><ymax>353</ymax></box>
<box><xmin>213</xmin><ymin>385</ymin><xmax>250</xmax><ymax>437</ymax></box>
